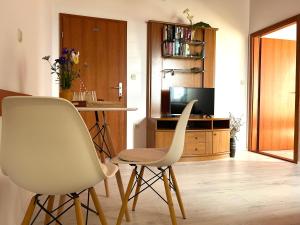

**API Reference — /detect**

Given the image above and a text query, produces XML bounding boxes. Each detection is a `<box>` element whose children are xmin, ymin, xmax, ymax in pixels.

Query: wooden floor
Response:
<box><xmin>34</xmin><ymin>151</ymin><xmax>300</xmax><ymax>225</ymax></box>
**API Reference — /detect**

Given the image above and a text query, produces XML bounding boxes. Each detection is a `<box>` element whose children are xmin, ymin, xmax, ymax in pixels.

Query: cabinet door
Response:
<box><xmin>213</xmin><ymin>130</ymin><xmax>230</xmax><ymax>154</ymax></box>
<box><xmin>155</xmin><ymin>131</ymin><xmax>173</xmax><ymax>148</ymax></box>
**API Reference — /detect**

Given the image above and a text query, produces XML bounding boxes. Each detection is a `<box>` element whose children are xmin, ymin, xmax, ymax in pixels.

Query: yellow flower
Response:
<box><xmin>71</xmin><ymin>51</ymin><xmax>80</xmax><ymax>64</ymax></box>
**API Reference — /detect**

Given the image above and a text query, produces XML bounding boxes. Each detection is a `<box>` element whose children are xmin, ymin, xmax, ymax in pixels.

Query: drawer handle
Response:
<box><xmin>195</xmin><ymin>137</ymin><xmax>198</xmax><ymax>140</ymax></box>
<box><xmin>195</xmin><ymin>148</ymin><xmax>198</xmax><ymax>151</ymax></box>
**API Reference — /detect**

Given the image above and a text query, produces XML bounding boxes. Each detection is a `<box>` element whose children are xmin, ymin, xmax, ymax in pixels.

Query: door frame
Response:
<box><xmin>248</xmin><ymin>15</ymin><xmax>300</xmax><ymax>163</ymax></box>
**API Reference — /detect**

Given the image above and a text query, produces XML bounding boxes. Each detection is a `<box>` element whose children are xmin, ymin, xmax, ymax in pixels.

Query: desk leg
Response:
<box><xmin>103</xmin><ymin>115</ymin><xmax>130</xmax><ymax>222</ymax></box>
<box><xmin>95</xmin><ymin>111</ymin><xmax>110</xmax><ymax>198</ymax></box>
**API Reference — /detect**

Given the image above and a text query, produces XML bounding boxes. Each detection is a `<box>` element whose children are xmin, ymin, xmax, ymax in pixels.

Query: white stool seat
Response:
<box><xmin>113</xmin><ymin>148</ymin><xmax>168</xmax><ymax>165</ymax></box>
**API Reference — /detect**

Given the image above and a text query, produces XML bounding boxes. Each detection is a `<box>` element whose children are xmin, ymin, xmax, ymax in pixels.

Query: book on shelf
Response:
<box><xmin>163</xmin><ymin>24</ymin><xmax>192</xmax><ymax>42</ymax></box>
<box><xmin>162</xmin><ymin>24</ymin><xmax>204</xmax><ymax>57</ymax></box>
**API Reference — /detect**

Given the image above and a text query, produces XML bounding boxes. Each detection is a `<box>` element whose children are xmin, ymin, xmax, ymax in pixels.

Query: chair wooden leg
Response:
<box><xmin>74</xmin><ymin>195</ymin><xmax>84</xmax><ymax>225</ymax></box>
<box><xmin>169</xmin><ymin>166</ymin><xmax>186</xmax><ymax>219</ymax></box>
<box><xmin>89</xmin><ymin>187</ymin><xmax>108</xmax><ymax>225</ymax></box>
<box><xmin>162</xmin><ymin>170</ymin><xmax>178</xmax><ymax>225</ymax></box>
<box><xmin>132</xmin><ymin>166</ymin><xmax>145</xmax><ymax>211</ymax></box>
<box><xmin>55</xmin><ymin>195</ymin><xmax>66</xmax><ymax>225</ymax></box>
<box><xmin>44</xmin><ymin>195</ymin><xmax>55</xmax><ymax>225</ymax></box>
<box><xmin>100</xmin><ymin>151</ymin><xmax>110</xmax><ymax>197</ymax></box>
<box><xmin>115</xmin><ymin>169</ymin><xmax>130</xmax><ymax>221</ymax></box>
<box><xmin>116</xmin><ymin>168</ymin><xmax>136</xmax><ymax>225</ymax></box>
<box><xmin>21</xmin><ymin>195</ymin><xmax>37</xmax><ymax>225</ymax></box>
<box><xmin>104</xmin><ymin>122</ymin><xmax>130</xmax><ymax>221</ymax></box>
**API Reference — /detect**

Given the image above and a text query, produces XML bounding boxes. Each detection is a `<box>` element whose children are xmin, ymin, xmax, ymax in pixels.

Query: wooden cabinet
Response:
<box><xmin>146</xmin><ymin>20</ymin><xmax>223</xmax><ymax>161</ymax></box>
<box><xmin>212</xmin><ymin>130</ymin><xmax>230</xmax><ymax>154</ymax></box>
<box><xmin>150</xmin><ymin>118</ymin><xmax>230</xmax><ymax>161</ymax></box>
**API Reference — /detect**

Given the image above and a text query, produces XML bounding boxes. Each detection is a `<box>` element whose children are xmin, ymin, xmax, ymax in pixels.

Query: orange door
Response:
<box><xmin>259</xmin><ymin>38</ymin><xmax>296</xmax><ymax>150</ymax></box>
<box><xmin>60</xmin><ymin>13</ymin><xmax>127</xmax><ymax>153</ymax></box>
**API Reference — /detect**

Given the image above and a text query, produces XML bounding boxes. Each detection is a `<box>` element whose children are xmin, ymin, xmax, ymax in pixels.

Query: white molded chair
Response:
<box><xmin>0</xmin><ymin>96</ymin><xmax>118</xmax><ymax>225</ymax></box>
<box><xmin>113</xmin><ymin>100</ymin><xmax>197</xmax><ymax>225</ymax></box>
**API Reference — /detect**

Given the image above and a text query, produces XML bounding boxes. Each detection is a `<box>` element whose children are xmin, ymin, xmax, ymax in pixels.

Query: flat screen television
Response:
<box><xmin>169</xmin><ymin>87</ymin><xmax>214</xmax><ymax>116</ymax></box>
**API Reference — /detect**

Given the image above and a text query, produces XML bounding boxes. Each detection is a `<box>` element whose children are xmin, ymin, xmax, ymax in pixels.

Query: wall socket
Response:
<box><xmin>131</xmin><ymin>74</ymin><xmax>137</xmax><ymax>80</ymax></box>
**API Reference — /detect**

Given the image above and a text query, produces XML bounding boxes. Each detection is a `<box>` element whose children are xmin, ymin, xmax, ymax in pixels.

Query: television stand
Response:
<box><xmin>147</xmin><ymin>116</ymin><xmax>230</xmax><ymax>161</ymax></box>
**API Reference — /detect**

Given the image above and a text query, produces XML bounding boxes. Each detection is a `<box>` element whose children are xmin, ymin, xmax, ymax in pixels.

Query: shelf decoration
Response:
<box><xmin>161</xmin><ymin>67</ymin><xmax>204</xmax><ymax>78</ymax></box>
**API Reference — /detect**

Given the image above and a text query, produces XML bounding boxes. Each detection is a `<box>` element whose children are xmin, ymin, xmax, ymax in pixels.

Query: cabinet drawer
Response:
<box><xmin>155</xmin><ymin>131</ymin><xmax>213</xmax><ymax>156</ymax></box>
<box><xmin>184</xmin><ymin>142</ymin><xmax>206</xmax><ymax>155</ymax></box>
<box><xmin>183</xmin><ymin>132</ymin><xmax>210</xmax><ymax>156</ymax></box>
<box><xmin>186</xmin><ymin>132</ymin><xmax>206</xmax><ymax>143</ymax></box>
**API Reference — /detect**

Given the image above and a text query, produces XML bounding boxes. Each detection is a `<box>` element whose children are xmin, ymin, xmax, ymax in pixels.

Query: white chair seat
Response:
<box><xmin>113</xmin><ymin>148</ymin><xmax>168</xmax><ymax>165</ymax></box>
<box><xmin>100</xmin><ymin>160</ymin><xmax>119</xmax><ymax>178</ymax></box>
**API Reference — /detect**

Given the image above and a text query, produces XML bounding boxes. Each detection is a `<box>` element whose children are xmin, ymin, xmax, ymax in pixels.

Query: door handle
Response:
<box><xmin>111</xmin><ymin>82</ymin><xmax>123</xmax><ymax>97</ymax></box>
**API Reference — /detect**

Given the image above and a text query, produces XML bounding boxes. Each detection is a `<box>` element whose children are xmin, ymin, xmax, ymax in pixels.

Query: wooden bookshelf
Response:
<box><xmin>146</xmin><ymin>20</ymin><xmax>228</xmax><ymax>161</ymax></box>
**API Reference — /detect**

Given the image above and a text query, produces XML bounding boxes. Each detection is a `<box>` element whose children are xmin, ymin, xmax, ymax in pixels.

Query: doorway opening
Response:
<box><xmin>249</xmin><ymin>16</ymin><xmax>300</xmax><ymax>163</ymax></box>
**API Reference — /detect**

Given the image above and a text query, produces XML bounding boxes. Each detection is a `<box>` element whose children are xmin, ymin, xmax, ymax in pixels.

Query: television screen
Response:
<box><xmin>169</xmin><ymin>87</ymin><xmax>214</xmax><ymax>116</ymax></box>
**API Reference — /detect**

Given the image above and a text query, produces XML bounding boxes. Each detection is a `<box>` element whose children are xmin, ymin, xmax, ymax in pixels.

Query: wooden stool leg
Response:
<box><xmin>89</xmin><ymin>187</ymin><xmax>108</xmax><ymax>225</ymax></box>
<box><xmin>162</xmin><ymin>170</ymin><xmax>178</xmax><ymax>225</ymax></box>
<box><xmin>170</xmin><ymin>166</ymin><xmax>186</xmax><ymax>219</ymax></box>
<box><xmin>103</xmin><ymin>118</ymin><xmax>130</xmax><ymax>221</ymax></box>
<box><xmin>44</xmin><ymin>195</ymin><xmax>55</xmax><ymax>224</ymax></box>
<box><xmin>116</xmin><ymin>168</ymin><xmax>136</xmax><ymax>225</ymax></box>
<box><xmin>132</xmin><ymin>166</ymin><xmax>145</xmax><ymax>211</ymax></box>
<box><xmin>21</xmin><ymin>195</ymin><xmax>37</xmax><ymax>225</ymax></box>
<box><xmin>100</xmin><ymin>151</ymin><xmax>110</xmax><ymax>197</ymax></box>
<box><xmin>55</xmin><ymin>195</ymin><xmax>66</xmax><ymax>225</ymax></box>
<box><xmin>115</xmin><ymin>170</ymin><xmax>130</xmax><ymax>221</ymax></box>
<box><xmin>74</xmin><ymin>195</ymin><xmax>84</xmax><ymax>225</ymax></box>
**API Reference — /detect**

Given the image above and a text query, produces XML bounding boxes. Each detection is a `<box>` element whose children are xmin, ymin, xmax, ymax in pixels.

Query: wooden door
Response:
<box><xmin>259</xmin><ymin>38</ymin><xmax>296</xmax><ymax>150</ymax></box>
<box><xmin>60</xmin><ymin>13</ymin><xmax>127</xmax><ymax>153</ymax></box>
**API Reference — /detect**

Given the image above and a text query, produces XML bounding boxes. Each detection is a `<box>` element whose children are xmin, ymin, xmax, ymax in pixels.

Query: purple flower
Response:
<box><xmin>55</xmin><ymin>56</ymin><xmax>66</xmax><ymax>64</ymax></box>
<box><xmin>62</xmin><ymin>48</ymin><xmax>69</xmax><ymax>54</ymax></box>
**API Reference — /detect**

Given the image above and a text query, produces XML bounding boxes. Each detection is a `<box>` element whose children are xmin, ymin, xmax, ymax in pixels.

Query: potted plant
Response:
<box><xmin>229</xmin><ymin>113</ymin><xmax>242</xmax><ymax>157</ymax></box>
<box><xmin>43</xmin><ymin>48</ymin><xmax>80</xmax><ymax>101</ymax></box>
<box><xmin>183</xmin><ymin>8</ymin><xmax>211</xmax><ymax>41</ymax></box>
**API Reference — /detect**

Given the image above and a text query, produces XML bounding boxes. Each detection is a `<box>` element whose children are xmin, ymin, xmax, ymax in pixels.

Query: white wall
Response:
<box><xmin>51</xmin><ymin>0</ymin><xmax>250</xmax><ymax>149</ymax></box>
<box><xmin>250</xmin><ymin>0</ymin><xmax>300</xmax><ymax>33</ymax></box>
<box><xmin>0</xmin><ymin>0</ymin><xmax>250</xmax><ymax>150</ymax></box>
<box><xmin>0</xmin><ymin>0</ymin><xmax>52</xmax><ymax>95</ymax></box>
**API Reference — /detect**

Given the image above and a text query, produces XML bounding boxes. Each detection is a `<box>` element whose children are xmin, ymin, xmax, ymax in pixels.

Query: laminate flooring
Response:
<box><xmin>34</xmin><ymin>151</ymin><xmax>300</xmax><ymax>225</ymax></box>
